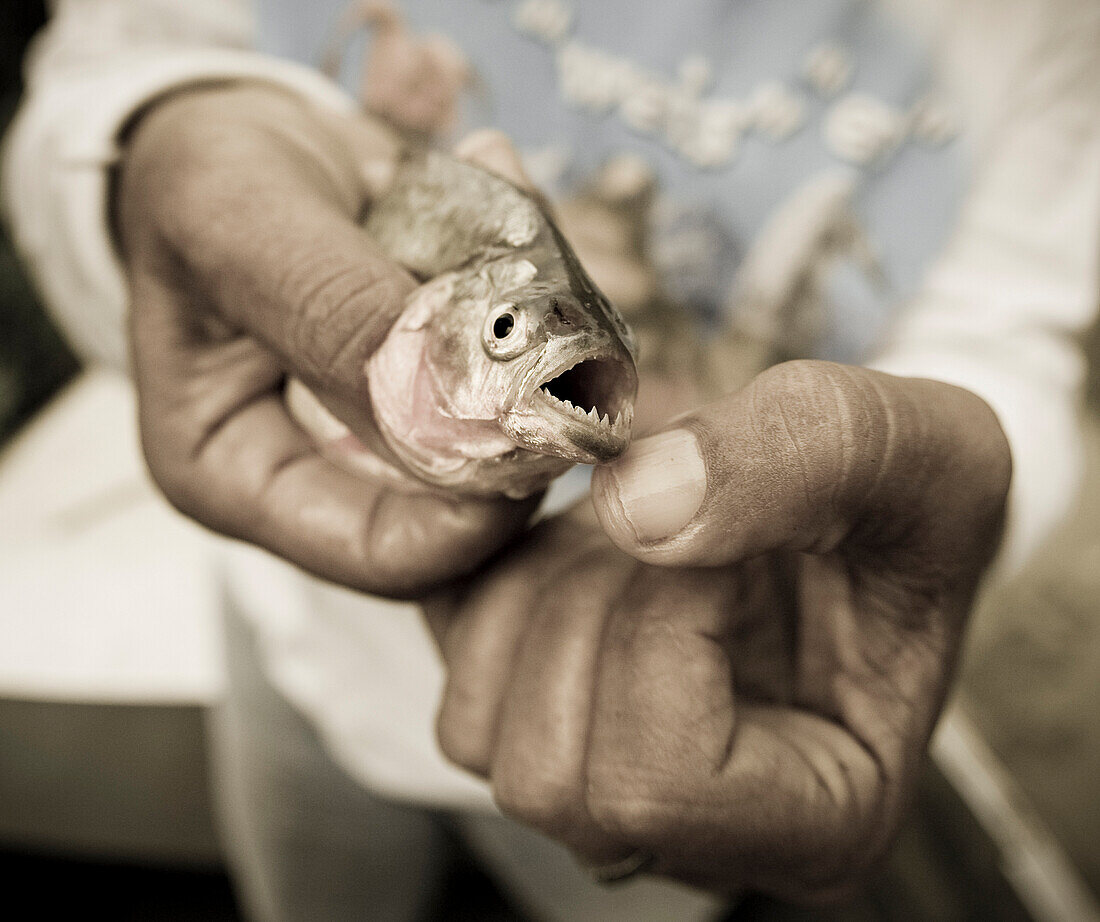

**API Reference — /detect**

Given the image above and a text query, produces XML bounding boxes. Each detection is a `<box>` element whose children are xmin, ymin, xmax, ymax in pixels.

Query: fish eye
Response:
<box><xmin>483</xmin><ymin>303</ymin><xmax>526</xmax><ymax>359</ymax></box>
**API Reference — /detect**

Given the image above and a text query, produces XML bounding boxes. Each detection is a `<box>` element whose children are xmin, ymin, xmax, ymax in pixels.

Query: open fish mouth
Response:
<box><xmin>536</xmin><ymin>357</ymin><xmax>634</xmax><ymax>433</ymax></box>
<box><xmin>507</xmin><ymin>349</ymin><xmax>637</xmax><ymax>464</ymax></box>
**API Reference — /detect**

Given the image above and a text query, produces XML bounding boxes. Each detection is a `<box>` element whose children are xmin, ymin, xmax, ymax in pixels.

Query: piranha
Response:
<box><xmin>287</xmin><ymin>149</ymin><xmax>639</xmax><ymax>499</ymax></box>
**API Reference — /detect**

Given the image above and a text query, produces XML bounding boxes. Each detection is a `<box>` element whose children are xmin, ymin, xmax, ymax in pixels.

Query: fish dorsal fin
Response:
<box><xmin>364</xmin><ymin>149</ymin><xmax>542</xmax><ymax>277</ymax></box>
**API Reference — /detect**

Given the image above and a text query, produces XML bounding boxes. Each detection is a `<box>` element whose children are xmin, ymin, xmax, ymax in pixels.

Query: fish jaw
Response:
<box><xmin>366</xmin><ymin>300</ymin><xmax>576</xmax><ymax>497</ymax></box>
<box><xmin>501</xmin><ymin>334</ymin><xmax>638</xmax><ymax>464</ymax></box>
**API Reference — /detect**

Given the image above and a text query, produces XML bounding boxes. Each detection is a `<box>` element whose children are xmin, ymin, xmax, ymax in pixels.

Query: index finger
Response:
<box><xmin>130</xmin><ymin>272</ymin><xmax>539</xmax><ymax>598</ymax></box>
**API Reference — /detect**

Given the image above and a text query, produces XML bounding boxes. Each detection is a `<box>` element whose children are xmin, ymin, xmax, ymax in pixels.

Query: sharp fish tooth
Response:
<box><xmin>601</xmin><ymin>412</ymin><xmax>610</xmax><ymax>428</ymax></box>
<box><xmin>614</xmin><ymin>410</ymin><xmax>623</xmax><ymax>428</ymax></box>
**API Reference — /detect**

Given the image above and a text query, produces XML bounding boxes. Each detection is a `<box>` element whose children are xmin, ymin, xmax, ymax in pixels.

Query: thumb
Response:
<box><xmin>591</xmin><ymin>360</ymin><xmax>1010</xmax><ymax>570</ymax></box>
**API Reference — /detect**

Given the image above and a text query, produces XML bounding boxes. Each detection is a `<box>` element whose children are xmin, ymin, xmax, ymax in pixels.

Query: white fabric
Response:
<box><xmin>222</xmin><ymin>541</ymin><xmax>496</xmax><ymax>809</ymax></box>
<box><xmin>3</xmin><ymin>0</ymin><xmax>1100</xmax><ymax>805</ymax></box>
<box><xmin>871</xmin><ymin>0</ymin><xmax>1100</xmax><ymax>574</ymax></box>
<box><xmin>1</xmin><ymin>0</ymin><xmax>355</xmax><ymax>370</ymax></box>
<box><xmin>0</xmin><ymin>369</ymin><xmax>223</xmax><ymax>703</ymax></box>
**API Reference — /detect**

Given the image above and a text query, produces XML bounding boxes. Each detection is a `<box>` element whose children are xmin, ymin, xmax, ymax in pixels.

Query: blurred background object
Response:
<box><xmin>0</xmin><ymin>3</ymin><xmax>235</xmax><ymax>916</ymax></box>
<box><xmin>0</xmin><ymin>0</ymin><xmax>77</xmax><ymax>442</ymax></box>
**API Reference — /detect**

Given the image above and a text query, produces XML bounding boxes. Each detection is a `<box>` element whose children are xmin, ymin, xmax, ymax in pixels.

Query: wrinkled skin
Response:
<box><xmin>427</xmin><ymin>361</ymin><xmax>1011</xmax><ymax>901</ymax></box>
<box><xmin>115</xmin><ymin>84</ymin><xmax>541</xmax><ymax>598</ymax></box>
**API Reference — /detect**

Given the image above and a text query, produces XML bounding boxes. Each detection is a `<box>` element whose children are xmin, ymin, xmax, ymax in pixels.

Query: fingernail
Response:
<box><xmin>606</xmin><ymin>429</ymin><xmax>706</xmax><ymax>543</ymax></box>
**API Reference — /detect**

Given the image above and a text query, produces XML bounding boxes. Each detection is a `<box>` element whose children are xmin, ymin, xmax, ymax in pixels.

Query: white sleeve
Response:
<box><xmin>1</xmin><ymin>0</ymin><xmax>357</xmax><ymax>369</ymax></box>
<box><xmin>871</xmin><ymin>0</ymin><xmax>1100</xmax><ymax>574</ymax></box>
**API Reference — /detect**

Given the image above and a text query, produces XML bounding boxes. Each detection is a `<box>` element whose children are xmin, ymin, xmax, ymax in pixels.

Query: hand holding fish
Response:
<box><xmin>289</xmin><ymin>143</ymin><xmax>638</xmax><ymax>499</ymax></box>
<box><xmin>115</xmin><ymin>83</ymin><xmax>542</xmax><ymax>596</ymax></box>
<box><xmin>428</xmin><ymin>361</ymin><xmax>1011</xmax><ymax>899</ymax></box>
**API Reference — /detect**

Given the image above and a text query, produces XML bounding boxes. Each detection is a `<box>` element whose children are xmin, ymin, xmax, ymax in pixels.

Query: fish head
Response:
<box><xmin>367</xmin><ymin>235</ymin><xmax>638</xmax><ymax>496</ymax></box>
<box><xmin>493</xmin><ymin>249</ymin><xmax>639</xmax><ymax>465</ymax></box>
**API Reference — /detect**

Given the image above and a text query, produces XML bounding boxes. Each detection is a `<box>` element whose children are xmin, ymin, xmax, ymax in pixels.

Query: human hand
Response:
<box><xmin>115</xmin><ymin>84</ymin><xmax>538</xmax><ymax>597</ymax></box>
<box><xmin>428</xmin><ymin>360</ymin><xmax>1010</xmax><ymax>899</ymax></box>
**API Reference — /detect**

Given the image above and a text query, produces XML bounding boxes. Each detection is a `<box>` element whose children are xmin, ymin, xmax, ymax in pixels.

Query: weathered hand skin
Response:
<box><xmin>428</xmin><ymin>361</ymin><xmax>1012</xmax><ymax>901</ymax></box>
<box><xmin>115</xmin><ymin>85</ymin><xmax>543</xmax><ymax>598</ymax></box>
<box><xmin>291</xmin><ymin>150</ymin><xmax>639</xmax><ymax>499</ymax></box>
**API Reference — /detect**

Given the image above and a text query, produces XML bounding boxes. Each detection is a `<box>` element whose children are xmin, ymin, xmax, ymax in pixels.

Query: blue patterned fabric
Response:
<box><xmin>256</xmin><ymin>0</ymin><xmax>967</xmax><ymax>362</ymax></box>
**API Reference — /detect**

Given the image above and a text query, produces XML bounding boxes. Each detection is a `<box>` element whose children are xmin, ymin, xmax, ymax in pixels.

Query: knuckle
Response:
<box><xmin>142</xmin><ymin>441</ymin><xmax>243</xmax><ymax>540</ymax></box>
<box><xmin>791</xmin><ymin>852</ymin><xmax>876</xmax><ymax>904</ymax></box>
<box><xmin>793</xmin><ymin>872</ymin><xmax>869</xmax><ymax>906</ymax></box>
<box><xmin>585</xmin><ymin>769</ymin><xmax>670</xmax><ymax>846</ymax></box>
<box><xmin>357</xmin><ymin>563</ymin><xmax>426</xmax><ymax>601</ymax></box>
<box><xmin>493</xmin><ymin>764</ymin><xmax>582</xmax><ymax>838</ymax></box>
<box><xmin>434</xmin><ymin>701</ymin><xmax>492</xmax><ymax>778</ymax></box>
<box><xmin>364</xmin><ymin>496</ymin><xmax>513</xmax><ymax>598</ymax></box>
<box><xmin>143</xmin><ymin>454</ymin><xmax>194</xmax><ymax>516</ymax></box>
<box><xmin>137</xmin><ymin>421</ymin><xmax>201</xmax><ymax>515</ymax></box>
<box><xmin>786</xmin><ymin>816</ymin><xmax>883</xmax><ymax>901</ymax></box>
<box><xmin>360</xmin><ymin>500</ymin><xmax>448</xmax><ymax>598</ymax></box>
